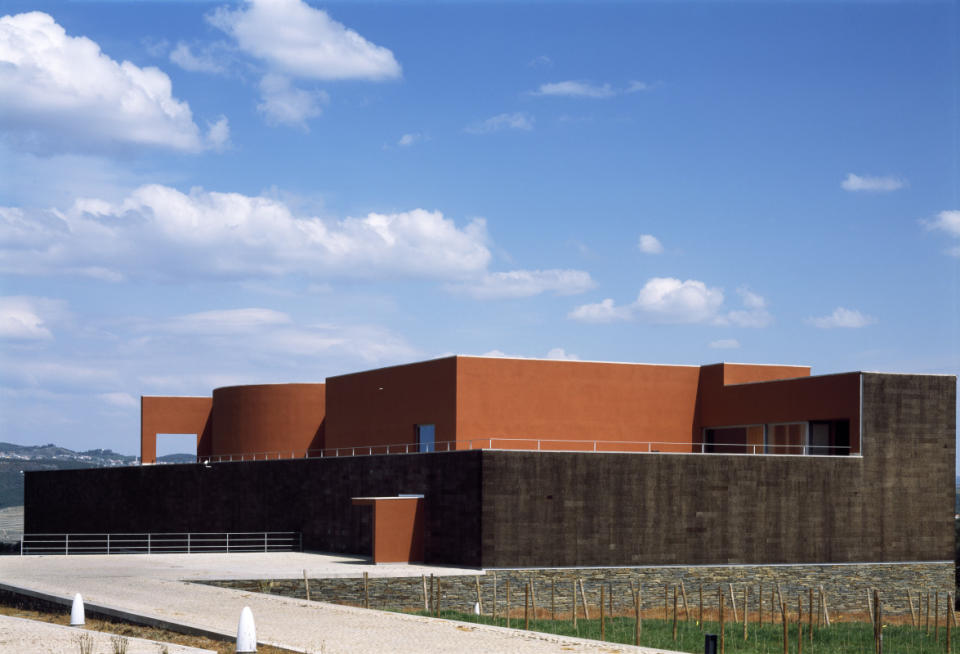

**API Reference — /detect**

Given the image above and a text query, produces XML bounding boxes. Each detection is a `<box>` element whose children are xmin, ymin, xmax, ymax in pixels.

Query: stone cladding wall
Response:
<box><xmin>200</xmin><ymin>561</ymin><xmax>953</xmax><ymax>618</ymax></box>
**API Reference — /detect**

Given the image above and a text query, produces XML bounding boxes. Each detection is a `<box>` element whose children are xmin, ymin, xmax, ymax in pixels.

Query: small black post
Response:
<box><xmin>705</xmin><ymin>633</ymin><xmax>718</xmax><ymax>654</ymax></box>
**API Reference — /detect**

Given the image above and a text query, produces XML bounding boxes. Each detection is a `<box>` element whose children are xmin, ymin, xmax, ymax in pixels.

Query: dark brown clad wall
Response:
<box><xmin>457</xmin><ymin>357</ymin><xmax>698</xmax><ymax>451</ymax></box>
<box><xmin>324</xmin><ymin>358</ymin><xmax>457</xmax><ymax>450</ymax></box>
<box><xmin>211</xmin><ymin>384</ymin><xmax>325</xmax><ymax>458</ymax></box>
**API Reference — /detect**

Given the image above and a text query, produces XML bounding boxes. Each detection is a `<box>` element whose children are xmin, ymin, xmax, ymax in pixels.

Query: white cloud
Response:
<box><xmin>545</xmin><ymin>347</ymin><xmax>579</xmax><ymax>361</ymax></box>
<box><xmin>532</xmin><ymin>81</ymin><xmax>616</xmax><ymax>99</ymax></box>
<box><xmin>568</xmin><ymin>298</ymin><xmax>632</xmax><ymax>323</ymax></box>
<box><xmin>634</xmin><ymin>278</ymin><xmax>724</xmax><ymax>323</ymax></box>
<box><xmin>206</xmin><ymin>116</ymin><xmax>230</xmax><ymax>150</ymax></box>
<box><xmin>99</xmin><ymin>392</ymin><xmax>138</xmax><ymax>409</ymax></box>
<box><xmin>626</xmin><ymin>81</ymin><xmax>650</xmax><ymax>93</ymax></box>
<box><xmin>527</xmin><ymin>55</ymin><xmax>552</xmax><ymax>68</ymax></box>
<box><xmin>841</xmin><ymin>173</ymin><xmax>906</xmax><ymax>192</ymax></box>
<box><xmin>0</xmin><ymin>361</ymin><xmax>119</xmax><ymax>392</ymax></box>
<box><xmin>637</xmin><ymin>234</ymin><xmax>663</xmax><ymax>254</ymax></box>
<box><xmin>714</xmin><ymin>287</ymin><xmax>773</xmax><ymax>328</ymax></box>
<box><xmin>709</xmin><ymin>339</ymin><xmax>740</xmax><ymax>349</ymax></box>
<box><xmin>926</xmin><ymin>210</ymin><xmax>960</xmax><ymax>256</ymax></box>
<box><xmin>169</xmin><ymin>42</ymin><xmax>226</xmax><ymax>74</ymax></box>
<box><xmin>163</xmin><ymin>308</ymin><xmax>292</xmax><ymax>335</ymax></box>
<box><xmin>398</xmin><ymin>133</ymin><xmax>422</xmax><ymax>147</ymax></box>
<box><xmin>0</xmin><ymin>296</ymin><xmax>67</xmax><ymax>340</ymax></box>
<box><xmin>257</xmin><ymin>74</ymin><xmax>328</xmax><ymax>128</ymax></box>
<box><xmin>0</xmin><ymin>185</ymin><xmax>492</xmax><ymax>281</ymax></box>
<box><xmin>208</xmin><ymin>0</ymin><xmax>401</xmax><ymax>81</ymax></box>
<box><xmin>451</xmin><ymin>269</ymin><xmax>595</xmax><ymax>299</ymax></box>
<box><xmin>465</xmin><ymin>112</ymin><xmax>534</xmax><ymax>134</ymax></box>
<box><xmin>570</xmin><ymin>278</ymin><xmax>772</xmax><ymax>327</ymax></box>
<box><xmin>0</xmin><ymin>12</ymin><xmax>218</xmax><ymax>153</ymax></box>
<box><xmin>808</xmin><ymin>307</ymin><xmax>875</xmax><ymax>329</ymax></box>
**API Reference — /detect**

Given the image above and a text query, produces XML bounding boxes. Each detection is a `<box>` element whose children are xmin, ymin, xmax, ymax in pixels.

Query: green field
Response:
<box><xmin>413</xmin><ymin>610</ymin><xmax>955</xmax><ymax>653</ymax></box>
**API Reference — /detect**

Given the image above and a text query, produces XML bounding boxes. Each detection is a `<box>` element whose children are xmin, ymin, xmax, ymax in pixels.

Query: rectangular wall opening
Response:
<box><xmin>155</xmin><ymin>433</ymin><xmax>198</xmax><ymax>462</ymax></box>
<box><xmin>415</xmin><ymin>424</ymin><xmax>435</xmax><ymax>453</ymax></box>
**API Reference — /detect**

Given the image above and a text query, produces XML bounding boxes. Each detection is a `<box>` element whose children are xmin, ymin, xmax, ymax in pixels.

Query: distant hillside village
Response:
<box><xmin>0</xmin><ymin>442</ymin><xmax>191</xmax><ymax>509</ymax></box>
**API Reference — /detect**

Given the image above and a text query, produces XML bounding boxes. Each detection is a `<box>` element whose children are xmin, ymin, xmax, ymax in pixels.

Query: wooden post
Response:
<box><xmin>631</xmin><ymin>580</ymin><xmax>641</xmax><ymax>645</ymax></box>
<box><xmin>681</xmin><ymin>580</ymin><xmax>690</xmax><ymax>621</ymax></box>
<box><xmin>867</xmin><ymin>588</ymin><xmax>874</xmax><ymax>626</ymax></box>
<box><xmin>475</xmin><ymin>576</ymin><xmax>483</xmax><ymax>615</ymax></box>
<box><xmin>798</xmin><ymin>623</ymin><xmax>803</xmax><ymax>654</ymax></box>
<box><xmin>808</xmin><ymin>587</ymin><xmax>813</xmax><ymax>642</ymax></box>
<box><xmin>937</xmin><ymin>592</ymin><xmax>941</xmax><ymax>643</ymax></box>
<box><xmin>699</xmin><ymin>583</ymin><xmax>704</xmax><ymax>629</ymax></box>
<box><xmin>303</xmin><ymin>569</ymin><xmax>311</xmax><ymax>602</ymax></box>
<box><xmin>422</xmin><ymin>575</ymin><xmax>428</xmax><ymax>611</ymax></box>
<box><xmin>907</xmin><ymin>589</ymin><xmax>916</xmax><ymax>628</ymax></box>
<box><xmin>720</xmin><ymin>590</ymin><xmax>726</xmax><ymax>654</ymax></box>
<box><xmin>530</xmin><ymin>577</ymin><xmax>537</xmax><ymax>620</ymax></box>
<box><xmin>551</xmin><ymin>579</ymin><xmax>555</xmax><ymax>620</ymax></box>
<box><xmin>874</xmin><ymin>589</ymin><xmax>882</xmax><ymax>654</ymax></box>
<box><xmin>580</xmin><ymin>579</ymin><xmax>590</xmax><ymax>620</ymax></box>
<box><xmin>435</xmin><ymin>577</ymin><xmax>440</xmax><ymax>616</ymax></box>
<box><xmin>664</xmin><ymin>584</ymin><xmax>669</xmax><ymax>620</ymax></box>
<box><xmin>363</xmin><ymin>571</ymin><xmax>369</xmax><ymax>609</ymax></box>
<box><xmin>572</xmin><ymin>579</ymin><xmax>577</xmax><ymax>627</ymax></box>
<box><xmin>524</xmin><ymin>582</ymin><xmax>530</xmax><ymax>630</ymax></box>
<box><xmin>673</xmin><ymin>585</ymin><xmax>678</xmax><ymax>641</ymax></box>
<box><xmin>820</xmin><ymin>585</ymin><xmax>831</xmax><ymax>627</ymax></box>
<box><xmin>949</xmin><ymin>593</ymin><xmax>954</xmax><ymax>654</ymax></box>
<box><xmin>759</xmin><ymin>584</ymin><xmax>764</xmax><ymax>626</ymax></box>
<box><xmin>429</xmin><ymin>575</ymin><xmax>435</xmax><ymax>614</ymax></box>
<box><xmin>782</xmin><ymin>601</ymin><xmax>788</xmax><ymax>654</ymax></box>
<box><xmin>816</xmin><ymin>586</ymin><xmax>821</xmax><ymax>628</ymax></box>
<box><xmin>492</xmin><ymin>572</ymin><xmax>497</xmax><ymax>621</ymax></box>
<box><xmin>730</xmin><ymin>583</ymin><xmax>739</xmax><ymax>623</ymax></box>
<box><xmin>776</xmin><ymin>583</ymin><xmax>783</xmax><ymax>623</ymax></box>
<box><xmin>600</xmin><ymin>584</ymin><xmax>606</xmax><ymax>641</ymax></box>
<box><xmin>506</xmin><ymin>580</ymin><xmax>511</xmax><ymax>628</ymax></box>
<box><xmin>743</xmin><ymin>586</ymin><xmax>749</xmax><ymax>641</ymax></box>
<box><xmin>927</xmin><ymin>590</ymin><xmax>932</xmax><ymax>635</ymax></box>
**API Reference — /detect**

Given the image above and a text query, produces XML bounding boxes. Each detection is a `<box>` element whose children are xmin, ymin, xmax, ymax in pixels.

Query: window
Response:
<box><xmin>416</xmin><ymin>424</ymin><xmax>435</xmax><ymax>453</ymax></box>
<box><xmin>704</xmin><ymin>424</ymin><xmax>764</xmax><ymax>454</ymax></box>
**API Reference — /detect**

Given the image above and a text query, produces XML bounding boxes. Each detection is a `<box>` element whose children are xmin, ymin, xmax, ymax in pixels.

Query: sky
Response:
<box><xmin>0</xmin><ymin>0</ymin><xmax>957</xmax><ymax>459</ymax></box>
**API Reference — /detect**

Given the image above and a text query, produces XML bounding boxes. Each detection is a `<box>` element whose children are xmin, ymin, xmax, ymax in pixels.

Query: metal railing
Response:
<box><xmin>191</xmin><ymin>439</ymin><xmax>853</xmax><ymax>464</ymax></box>
<box><xmin>20</xmin><ymin>531</ymin><xmax>300</xmax><ymax>556</ymax></box>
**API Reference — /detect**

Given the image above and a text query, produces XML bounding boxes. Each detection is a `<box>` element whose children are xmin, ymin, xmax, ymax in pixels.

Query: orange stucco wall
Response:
<box><xmin>324</xmin><ymin>358</ymin><xmax>456</xmax><ymax>451</ymax></box>
<box><xmin>456</xmin><ymin>357</ymin><xmax>703</xmax><ymax>452</ymax></box>
<box><xmin>352</xmin><ymin>497</ymin><xmax>425</xmax><ymax>563</ymax></box>
<box><xmin>698</xmin><ymin>364</ymin><xmax>861</xmax><ymax>453</ymax></box>
<box><xmin>210</xmin><ymin>384</ymin><xmax>325</xmax><ymax>459</ymax></box>
<box><xmin>140</xmin><ymin>396</ymin><xmax>212</xmax><ymax>464</ymax></box>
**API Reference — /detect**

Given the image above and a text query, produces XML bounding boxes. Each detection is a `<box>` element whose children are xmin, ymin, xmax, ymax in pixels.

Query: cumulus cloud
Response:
<box><xmin>450</xmin><ymin>269</ymin><xmax>595</xmax><ymax>300</ymax></box>
<box><xmin>709</xmin><ymin>339</ymin><xmax>740</xmax><ymax>349</ymax></box>
<box><xmin>479</xmin><ymin>347</ymin><xmax>579</xmax><ymax>360</ymax></box>
<box><xmin>545</xmin><ymin>347</ymin><xmax>579</xmax><ymax>360</ymax></box>
<box><xmin>570</xmin><ymin>279</ymin><xmax>773</xmax><ymax>327</ymax></box>
<box><xmin>465</xmin><ymin>112</ymin><xmax>534</xmax><ymax>134</ymax></box>
<box><xmin>568</xmin><ymin>298</ymin><xmax>633</xmax><ymax>323</ymax></box>
<box><xmin>532</xmin><ymin>81</ymin><xmax>616</xmax><ymax>99</ymax></box>
<box><xmin>208</xmin><ymin>0</ymin><xmax>401</xmax><ymax>81</ymax></box>
<box><xmin>715</xmin><ymin>287</ymin><xmax>773</xmax><ymax>328</ymax></box>
<box><xmin>0</xmin><ymin>12</ymin><xmax>221</xmax><ymax>153</ymax></box>
<box><xmin>925</xmin><ymin>210</ymin><xmax>960</xmax><ymax>257</ymax></box>
<box><xmin>626</xmin><ymin>81</ymin><xmax>650</xmax><ymax>93</ymax></box>
<box><xmin>807</xmin><ymin>307</ymin><xmax>875</xmax><ymax>329</ymax></box>
<box><xmin>397</xmin><ymin>133</ymin><xmax>422</xmax><ymax>147</ymax></box>
<box><xmin>169</xmin><ymin>42</ymin><xmax>226</xmax><ymax>74</ymax></box>
<box><xmin>0</xmin><ymin>185</ymin><xmax>492</xmax><ymax>281</ymax></box>
<box><xmin>841</xmin><ymin>173</ymin><xmax>906</xmax><ymax>192</ymax></box>
<box><xmin>257</xmin><ymin>73</ymin><xmax>328</xmax><ymax>128</ymax></box>
<box><xmin>0</xmin><ymin>296</ymin><xmax>67</xmax><ymax>340</ymax></box>
<box><xmin>637</xmin><ymin>234</ymin><xmax>663</xmax><ymax>254</ymax></box>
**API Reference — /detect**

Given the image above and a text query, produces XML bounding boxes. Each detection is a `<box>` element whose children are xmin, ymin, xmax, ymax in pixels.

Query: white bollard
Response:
<box><xmin>70</xmin><ymin>593</ymin><xmax>85</xmax><ymax>626</ymax></box>
<box><xmin>474</xmin><ymin>602</ymin><xmax>481</xmax><ymax>615</ymax></box>
<box><xmin>236</xmin><ymin>606</ymin><xmax>257</xmax><ymax>653</ymax></box>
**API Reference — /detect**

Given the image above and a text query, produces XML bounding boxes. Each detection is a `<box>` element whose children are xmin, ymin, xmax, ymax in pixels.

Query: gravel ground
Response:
<box><xmin>0</xmin><ymin>553</ymin><xmax>684</xmax><ymax>654</ymax></box>
<box><xmin>0</xmin><ymin>614</ymin><xmax>214</xmax><ymax>654</ymax></box>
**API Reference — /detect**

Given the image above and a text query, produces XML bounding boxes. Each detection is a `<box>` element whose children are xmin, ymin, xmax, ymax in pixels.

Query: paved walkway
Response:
<box><xmin>0</xmin><ymin>614</ymin><xmax>214</xmax><ymax>654</ymax></box>
<box><xmin>0</xmin><ymin>552</ymin><xmax>686</xmax><ymax>654</ymax></box>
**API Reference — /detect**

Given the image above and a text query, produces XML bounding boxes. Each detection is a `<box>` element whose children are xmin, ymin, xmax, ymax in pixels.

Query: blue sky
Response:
<box><xmin>0</xmin><ymin>0</ymin><xmax>957</xmax><ymax>458</ymax></box>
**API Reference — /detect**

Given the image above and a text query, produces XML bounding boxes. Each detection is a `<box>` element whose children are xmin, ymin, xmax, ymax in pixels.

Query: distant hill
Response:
<box><xmin>0</xmin><ymin>442</ymin><xmax>193</xmax><ymax>508</ymax></box>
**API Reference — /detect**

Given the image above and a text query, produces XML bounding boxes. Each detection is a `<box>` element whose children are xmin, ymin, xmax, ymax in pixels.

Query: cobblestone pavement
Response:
<box><xmin>0</xmin><ymin>553</ymin><xmax>685</xmax><ymax>654</ymax></box>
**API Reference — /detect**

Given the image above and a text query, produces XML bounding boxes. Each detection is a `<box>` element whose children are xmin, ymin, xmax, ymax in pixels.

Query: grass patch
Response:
<box><xmin>412</xmin><ymin>609</ymin><xmax>956</xmax><ymax>653</ymax></box>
